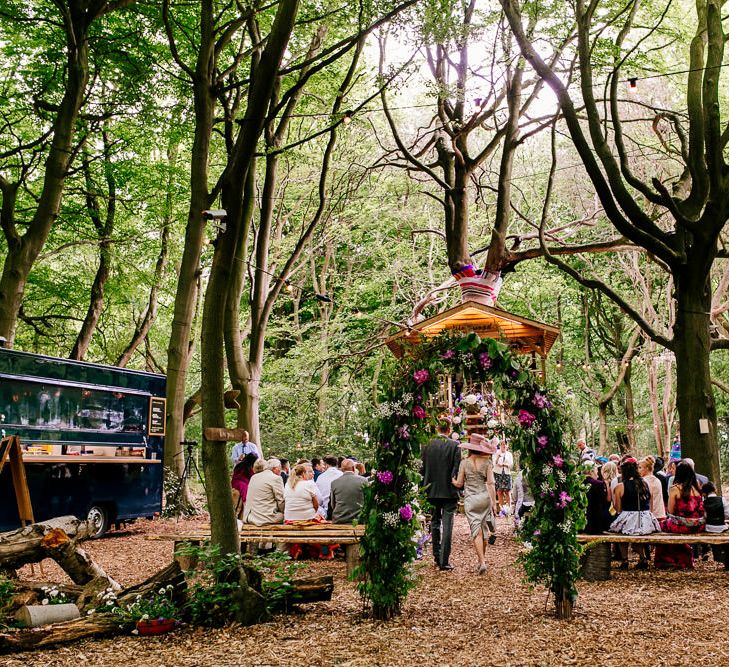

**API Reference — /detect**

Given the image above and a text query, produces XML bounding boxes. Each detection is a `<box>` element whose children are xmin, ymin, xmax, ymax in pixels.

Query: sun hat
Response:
<box><xmin>460</xmin><ymin>432</ymin><xmax>497</xmax><ymax>455</ymax></box>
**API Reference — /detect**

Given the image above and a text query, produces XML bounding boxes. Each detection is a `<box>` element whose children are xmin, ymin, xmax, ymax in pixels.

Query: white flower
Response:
<box><xmin>487</xmin><ymin>418</ymin><xmax>499</xmax><ymax>428</ymax></box>
<box><xmin>480</xmin><ymin>407</ymin><xmax>489</xmax><ymax>417</ymax></box>
<box><xmin>141</xmin><ymin>614</ymin><xmax>149</xmax><ymax>621</ymax></box>
<box><xmin>87</xmin><ymin>609</ymin><xmax>95</xmax><ymax>615</ymax></box>
<box><xmin>452</xmin><ymin>416</ymin><xmax>462</xmax><ymax>425</ymax></box>
<box><xmin>41</xmin><ymin>599</ymin><xmax>49</xmax><ymax>605</ymax></box>
<box><xmin>556</xmin><ymin>470</ymin><xmax>567</xmax><ymax>483</ymax></box>
<box><xmin>158</xmin><ymin>588</ymin><xmax>166</xmax><ymax>595</ymax></box>
<box><xmin>382</xmin><ymin>511</ymin><xmax>400</xmax><ymax>528</ymax></box>
<box><xmin>463</xmin><ymin>393</ymin><xmax>478</xmax><ymax>405</ymax></box>
<box><xmin>541</xmin><ymin>465</ymin><xmax>552</xmax><ymax>477</ymax></box>
<box><xmin>50</xmin><ymin>589</ymin><xmax>59</xmax><ymax>598</ymax></box>
<box><xmin>131</xmin><ymin>629</ymin><xmax>139</xmax><ymax>635</ymax></box>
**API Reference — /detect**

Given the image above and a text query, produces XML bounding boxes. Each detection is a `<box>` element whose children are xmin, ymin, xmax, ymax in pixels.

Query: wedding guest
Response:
<box><xmin>279</xmin><ymin>458</ymin><xmax>290</xmax><ymax>486</ymax></box>
<box><xmin>284</xmin><ymin>462</ymin><xmax>320</xmax><ymax>522</ymax></box>
<box><xmin>639</xmin><ymin>456</ymin><xmax>666</xmax><ymax>522</ymax></box>
<box><xmin>422</xmin><ymin>421</ymin><xmax>461</xmax><ymax>571</ymax></box>
<box><xmin>655</xmin><ymin>462</ymin><xmax>705</xmax><ymax>569</ymax></box>
<box><xmin>512</xmin><ymin>467</ymin><xmax>534</xmax><ymax>526</ymax></box>
<box><xmin>230</xmin><ymin>430</ymin><xmax>263</xmax><ymax>465</ymax></box>
<box><xmin>315</xmin><ymin>455</ymin><xmax>342</xmax><ymax>518</ymax></box>
<box><xmin>583</xmin><ymin>464</ymin><xmax>612</xmax><ymax>534</ymax></box>
<box><xmin>702</xmin><ymin>481</ymin><xmax>729</xmax><ymax>565</ymax></box>
<box><xmin>494</xmin><ymin>440</ymin><xmax>513</xmax><ymax>515</ymax></box>
<box><xmin>252</xmin><ymin>458</ymin><xmax>265</xmax><ymax>474</ymax></box>
<box><xmin>329</xmin><ymin>458</ymin><xmax>368</xmax><ymax>524</ymax></box>
<box><xmin>311</xmin><ymin>457</ymin><xmax>324</xmax><ymax>481</ymax></box>
<box><xmin>243</xmin><ymin>458</ymin><xmax>285</xmax><ymax>526</ymax></box>
<box><xmin>600</xmin><ymin>461</ymin><xmax>619</xmax><ymax>506</ymax></box>
<box><xmin>653</xmin><ymin>456</ymin><xmax>670</xmax><ymax>505</ymax></box>
<box><xmin>231</xmin><ymin>453</ymin><xmax>257</xmax><ymax>509</ymax></box>
<box><xmin>609</xmin><ymin>458</ymin><xmax>660</xmax><ymax>569</ymax></box>
<box><xmin>452</xmin><ymin>432</ymin><xmax>497</xmax><ymax>575</ymax></box>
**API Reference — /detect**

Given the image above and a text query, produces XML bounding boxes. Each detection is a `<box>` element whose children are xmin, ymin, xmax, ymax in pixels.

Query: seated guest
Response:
<box><xmin>653</xmin><ymin>456</ymin><xmax>669</xmax><ymax>505</ymax></box>
<box><xmin>284</xmin><ymin>463</ymin><xmax>321</xmax><ymax>522</ymax></box>
<box><xmin>702</xmin><ymin>481</ymin><xmax>729</xmax><ymax>565</ymax></box>
<box><xmin>583</xmin><ymin>464</ymin><xmax>612</xmax><ymax>534</ymax></box>
<box><xmin>354</xmin><ymin>461</ymin><xmax>366</xmax><ymax>477</ymax></box>
<box><xmin>600</xmin><ymin>461</ymin><xmax>619</xmax><ymax>507</ymax></box>
<box><xmin>329</xmin><ymin>458</ymin><xmax>368</xmax><ymax>524</ymax></box>
<box><xmin>609</xmin><ymin>458</ymin><xmax>660</xmax><ymax>569</ymax></box>
<box><xmin>279</xmin><ymin>458</ymin><xmax>290</xmax><ymax>486</ymax></box>
<box><xmin>638</xmin><ymin>456</ymin><xmax>666</xmax><ymax>523</ymax></box>
<box><xmin>243</xmin><ymin>458</ymin><xmax>285</xmax><ymax>526</ymax></box>
<box><xmin>315</xmin><ymin>455</ymin><xmax>343</xmax><ymax>518</ymax></box>
<box><xmin>655</xmin><ymin>462</ymin><xmax>705</xmax><ymax>569</ymax></box>
<box><xmin>231</xmin><ymin>453</ymin><xmax>258</xmax><ymax>520</ymax></box>
<box><xmin>311</xmin><ymin>457</ymin><xmax>324</xmax><ymax>481</ymax></box>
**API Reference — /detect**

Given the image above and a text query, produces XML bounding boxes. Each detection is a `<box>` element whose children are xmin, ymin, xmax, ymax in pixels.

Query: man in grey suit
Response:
<box><xmin>421</xmin><ymin>422</ymin><xmax>461</xmax><ymax>571</ymax></box>
<box><xmin>329</xmin><ymin>459</ymin><xmax>368</xmax><ymax>524</ymax></box>
<box><xmin>243</xmin><ymin>458</ymin><xmax>285</xmax><ymax>526</ymax></box>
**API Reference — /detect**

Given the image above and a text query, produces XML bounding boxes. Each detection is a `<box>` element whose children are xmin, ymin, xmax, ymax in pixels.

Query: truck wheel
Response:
<box><xmin>87</xmin><ymin>505</ymin><xmax>110</xmax><ymax>538</ymax></box>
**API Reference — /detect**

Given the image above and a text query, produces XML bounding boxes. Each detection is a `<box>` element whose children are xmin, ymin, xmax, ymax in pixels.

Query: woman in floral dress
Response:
<box><xmin>654</xmin><ymin>462</ymin><xmax>705</xmax><ymax>569</ymax></box>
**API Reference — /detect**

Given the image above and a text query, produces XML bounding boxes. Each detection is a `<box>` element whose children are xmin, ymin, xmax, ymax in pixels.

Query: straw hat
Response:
<box><xmin>460</xmin><ymin>432</ymin><xmax>497</xmax><ymax>455</ymax></box>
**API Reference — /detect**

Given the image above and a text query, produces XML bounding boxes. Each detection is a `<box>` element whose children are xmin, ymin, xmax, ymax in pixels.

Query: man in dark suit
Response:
<box><xmin>421</xmin><ymin>422</ymin><xmax>461</xmax><ymax>571</ymax></box>
<box><xmin>329</xmin><ymin>459</ymin><xmax>368</xmax><ymax>523</ymax></box>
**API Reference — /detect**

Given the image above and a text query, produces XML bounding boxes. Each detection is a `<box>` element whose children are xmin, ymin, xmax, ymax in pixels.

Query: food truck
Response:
<box><xmin>0</xmin><ymin>347</ymin><xmax>166</xmax><ymax>536</ymax></box>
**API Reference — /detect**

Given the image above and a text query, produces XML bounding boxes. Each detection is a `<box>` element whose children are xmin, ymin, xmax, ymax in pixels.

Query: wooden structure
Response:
<box><xmin>386</xmin><ymin>300</ymin><xmax>559</xmax><ymax>362</ymax></box>
<box><xmin>0</xmin><ymin>436</ymin><xmax>34</xmax><ymax>527</ymax></box>
<box><xmin>150</xmin><ymin>523</ymin><xmax>365</xmax><ymax>576</ymax></box>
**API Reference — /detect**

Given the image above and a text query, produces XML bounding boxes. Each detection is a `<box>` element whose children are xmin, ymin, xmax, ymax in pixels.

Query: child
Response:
<box><xmin>702</xmin><ymin>481</ymin><xmax>729</xmax><ymax>566</ymax></box>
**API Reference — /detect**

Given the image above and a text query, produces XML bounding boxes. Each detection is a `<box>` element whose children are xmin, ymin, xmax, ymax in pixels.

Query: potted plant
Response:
<box><xmin>112</xmin><ymin>584</ymin><xmax>180</xmax><ymax>635</ymax></box>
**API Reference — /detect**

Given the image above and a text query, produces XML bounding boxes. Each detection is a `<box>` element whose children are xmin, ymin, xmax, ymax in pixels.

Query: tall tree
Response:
<box><xmin>501</xmin><ymin>0</ymin><xmax>729</xmax><ymax>482</ymax></box>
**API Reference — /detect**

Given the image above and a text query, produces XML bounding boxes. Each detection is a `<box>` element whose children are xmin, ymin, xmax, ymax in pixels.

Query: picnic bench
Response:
<box><xmin>577</xmin><ymin>532</ymin><xmax>729</xmax><ymax>580</ymax></box>
<box><xmin>148</xmin><ymin>523</ymin><xmax>365</xmax><ymax>576</ymax></box>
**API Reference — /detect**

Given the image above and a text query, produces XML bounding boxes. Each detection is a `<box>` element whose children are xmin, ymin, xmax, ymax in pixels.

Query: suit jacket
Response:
<box><xmin>243</xmin><ymin>470</ymin><xmax>284</xmax><ymax>525</ymax></box>
<box><xmin>421</xmin><ymin>437</ymin><xmax>461</xmax><ymax>500</ymax></box>
<box><xmin>329</xmin><ymin>472</ymin><xmax>368</xmax><ymax>524</ymax></box>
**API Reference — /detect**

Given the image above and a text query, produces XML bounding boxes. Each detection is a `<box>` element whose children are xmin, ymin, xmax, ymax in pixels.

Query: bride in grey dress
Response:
<box><xmin>452</xmin><ymin>433</ymin><xmax>497</xmax><ymax>575</ymax></box>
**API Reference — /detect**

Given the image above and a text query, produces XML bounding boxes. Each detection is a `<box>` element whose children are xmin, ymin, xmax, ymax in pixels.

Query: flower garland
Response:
<box><xmin>357</xmin><ymin>331</ymin><xmax>586</xmax><ymax>620</ymax></box>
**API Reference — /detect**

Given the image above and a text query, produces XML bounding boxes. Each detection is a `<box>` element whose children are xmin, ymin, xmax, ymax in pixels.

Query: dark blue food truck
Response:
<box><xmin>0</xmin><ymin>348</ymin><xmax>166</xmax><ymax>536</ymax></box>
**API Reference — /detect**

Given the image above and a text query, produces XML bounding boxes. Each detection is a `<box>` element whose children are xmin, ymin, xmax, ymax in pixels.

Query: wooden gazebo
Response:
<box><xmin>385</xmin><ymin>300</ymin><xmax>560</xmax><ymax>379</ymax></box>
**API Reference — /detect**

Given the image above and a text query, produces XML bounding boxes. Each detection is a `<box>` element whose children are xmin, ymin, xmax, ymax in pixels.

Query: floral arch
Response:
<box><xmin>357</xmin><ymin>332</ymin><xmax>587</xmax><ymax>620</ymax></box>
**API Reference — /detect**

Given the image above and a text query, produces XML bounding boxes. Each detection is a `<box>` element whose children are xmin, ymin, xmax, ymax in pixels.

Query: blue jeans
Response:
<box><xmin>430</xmin><ymin>499</ymin><xmax>457</xmax><ymax>566</ymax></box>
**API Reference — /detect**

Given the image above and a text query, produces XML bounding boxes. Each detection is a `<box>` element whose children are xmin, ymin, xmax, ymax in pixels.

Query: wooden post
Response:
<box><xmin>0</xmin><ymin>436</ymin><xmax>34</xmax><ymax>527</ymax></box>
<box><xmin>345</xmin><ymin>543</ymin><xmax>360</xmax><ymax>577</ymax></box>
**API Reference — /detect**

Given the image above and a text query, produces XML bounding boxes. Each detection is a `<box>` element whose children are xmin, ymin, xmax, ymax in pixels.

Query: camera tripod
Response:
<box><xmin>173</xmin><ymin>440</ymin><xmax>206</xmax><ymax>506</ymax></box>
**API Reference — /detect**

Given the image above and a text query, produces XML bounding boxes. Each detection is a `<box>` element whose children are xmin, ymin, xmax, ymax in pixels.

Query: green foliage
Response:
<box><xmin>358</xmin><ymin>332</ymin><xmax>586</xmax><ymax>619</ymax></box>
<box><xmin>111</xmin><ymin>585</ymin><xmax>179</xmax><ymax>623</ymax></box>
<box><xmin>256</xmin><ymin>551</ymin><xmax>306</xmax><ymax>612</ymax></box>
<box><xmin>0</xmin><ymin>576</ymin><xmax>15</xmax><ymax>617</ymax></box>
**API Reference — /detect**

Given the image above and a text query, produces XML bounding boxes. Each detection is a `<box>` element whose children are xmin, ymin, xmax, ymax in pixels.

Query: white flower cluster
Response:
<box><xmin>540</xmin><ymin>481</ymin><xmax>552</xmax><ymax>494</ymax></box>
<box><xmin>382</xmin><ymin>511</ymin><xmax>400</xmax><ymax>528</ymax></box>
<box><xmin>556</xmin><ymin>470</ymin><xmax>567</xmax><ymax>483</ymax></box>
<box><xmin>541</xmin><ymin>464</ymin><xmax>552</xmax><ymax>477</ymax></box>
<box><xmin>558</xmin><ymin>519</ymin><xmax>573</xmax><ymax>533</ymax></box>
<box><xmin>40</xmin><ymin>585</ymin><xmax>67</xmax><ymax>606</ymax></box>
<box><xmin>375</xmin><ymin>393</ymin><xmax>414</xmax><ymax>418</ymax></box>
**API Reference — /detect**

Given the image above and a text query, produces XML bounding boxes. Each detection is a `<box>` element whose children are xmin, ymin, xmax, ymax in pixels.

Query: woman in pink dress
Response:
<box><xmin>654</xmin><ymin>462</ymin><xmax>705</xmax><ymax>569</ymax></box>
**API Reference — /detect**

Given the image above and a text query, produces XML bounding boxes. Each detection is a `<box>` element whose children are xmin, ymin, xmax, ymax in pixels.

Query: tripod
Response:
<box><xmin>173</xmin><ymin>440</ymin><xmax>206</xmax><ymax>507</ymax></box>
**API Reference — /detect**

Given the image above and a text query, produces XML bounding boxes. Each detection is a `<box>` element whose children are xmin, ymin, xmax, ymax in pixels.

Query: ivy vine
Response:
<box><xmin>357</xmin><ymin>332</ymin><xmax>587</xmax><ymax>620</ymax></box>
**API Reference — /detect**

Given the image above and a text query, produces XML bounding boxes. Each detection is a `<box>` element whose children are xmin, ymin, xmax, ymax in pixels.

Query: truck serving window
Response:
<box><xmin>0</xmin><ymin>379</ymin><xmax>147</xmax><ymax>434</ymax></box>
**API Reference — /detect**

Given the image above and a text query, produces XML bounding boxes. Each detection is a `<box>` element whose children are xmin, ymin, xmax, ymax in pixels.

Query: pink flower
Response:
<box><xmin>556</xmin><ymin>491</ymin><xmax>572</xmax><ymax>509</ymax></box>
<box><xmin>399</xmin><ymin>504</ymin><xmax>414</xmax><ymax>521</ymax></box>
<box><xmin>479</xmin><ymin>352</ymin><xmax>492</xmax><ymax>369</ymax></box>
<box><xmin>518</xmin><ymin>410</ymin><xmax>536</xmax><ymax>428</ymax></box>
<box><xmin>377</xmin><ymin>470</ymin><xmax>394</xmax><ymax>484</ymax></box>
<box><xmin>412</xmin><ymin>405</ymin><xmax>427</xmax><ymax>419</ymax></box>
<box><xmin>441</xmin><ymin>349</ymin><xmax>456</xmax><ymax>360</ymax></box>
<box><xmin>537</xmin><ymin>435</ymin><xmax>548</xmax><ymax>450</ymax></box>
<box><xmin>532</xmin><ymin>392</ymin><xmax>551</xmax><ymax>409</ymax></box>
<box><xmin>413</xmin><ymin>369</ymin><xmax>430</xmax><ymax>385</ymax></box>
<box><xmin>552</xmin><ymin>455</ymin><xmax>564</xmax><ymax>468</ymax></box>
<box><xmin>397</xmin><ymin>424</ymin><xmax>410</xmax><ymax>440</ymax></box>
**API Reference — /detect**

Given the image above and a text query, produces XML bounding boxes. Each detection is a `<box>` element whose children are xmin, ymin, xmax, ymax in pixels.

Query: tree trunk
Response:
<box><xmin>598</xmin><ymin>403</ymin><xmax>608</xmax><ymax>453</ymax></box>
<box><xmin>673</xmin><ymin>266</ymin><xmax>720</xmax><ymax>487</ymax></box>
<box><xmin>622</xmin><ymin>368</ymin><xmax>637</xmax><ymax>452</ymax></box>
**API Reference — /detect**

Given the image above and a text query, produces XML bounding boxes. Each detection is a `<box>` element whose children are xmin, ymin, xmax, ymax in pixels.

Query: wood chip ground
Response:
<box><xmin>7</xmin><ymin>513</ymin><xmax>729</xmax><ymax>666</ymax></box>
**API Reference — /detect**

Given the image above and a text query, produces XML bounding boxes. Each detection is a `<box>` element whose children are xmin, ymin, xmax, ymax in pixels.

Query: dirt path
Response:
<box><xmin>8</xmin><ymin>514</ymin><xmax>729</xmax><ymax>666</ymax></box>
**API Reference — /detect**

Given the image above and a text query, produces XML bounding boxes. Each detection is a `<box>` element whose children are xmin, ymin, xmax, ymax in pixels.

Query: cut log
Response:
<box><xmin>0</xmin><ymin>561</ymin><xmax>186</xmax><ymax>653</ymax></box>
<box><xmin>16</xmin><ymin>603</ymin><xmax>80</xmax><ymax>627</ymax></box>
<box><xmin>40</xmin><ymin>529</ymin><xmax>120</xmax><ymax>591</ymax></box>
<box><xmin>0</xmin><ymin>516</ymin><xmax>90</xmax><ymax>571</ymax></box>
<box><xmin>286</xmin><ymin>575</ymin><xmax>334</xmax><ymax>604</ymax></box>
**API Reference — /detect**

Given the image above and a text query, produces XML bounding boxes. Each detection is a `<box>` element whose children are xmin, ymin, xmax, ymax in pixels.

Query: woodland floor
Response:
<box><xmin>7</xmin><ymin>512</ymin><xmax>729</xmax><ymax>666</ymax></box>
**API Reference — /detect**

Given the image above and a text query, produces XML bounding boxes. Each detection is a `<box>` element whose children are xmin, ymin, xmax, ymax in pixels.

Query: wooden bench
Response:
<box><xmin>149</xmin><ymin>523</ymin><xmax>365</xmax><ymax>576</ymax></box>
<box><xmin>577</xmin><ymin>532</ymin><xmax>729</xmax><ymax>580</ymax></box>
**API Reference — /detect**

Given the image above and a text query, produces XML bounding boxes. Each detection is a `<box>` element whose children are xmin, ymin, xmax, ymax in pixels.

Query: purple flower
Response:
<box><xmin>382</xmin><ymin>441</ymin><xmax>390</xmax><ymax>449</ymax></box>
<box><xmin>441</xmin><ymin>349</ymin><xmax>456</xmax><ymax>360</ymax></box>
<box><xmin>413</xmin><ymin>369</ymin><xmax>430</xmax><ymax>385</ymax></box>
<box><xmin>533</xmin><ymin>529</ymin><xmax>541</xmax><ymax>536</ymax></box>
<box><xmin>412</xmin><ymin>405</ymin><xmax>427</xmax><ymax>419</ymax></box>
<box><xmin>552</xmin><ymin>455</ymin><xmax>564</xmax><ymax>468</ymax></box>
<box><xmin>479</xmin><ymin>352</ymin><xmax>492</xmax><ymax>369</ymax></box>
<box><xmin>397</xmin><ymin>424</ymin><xmax>410</xmax><ymax>440</ymax></box>
<box><xmin>532</xmin><ymin>392</ymin><xmax>552</xmax><ymax>409</ymax></box>
<box><xmin>556</xmin><ymin>491</ymin><xmax>572</xmax><ymax>509</ymax></box>
<box><xmin>509</xmin><ymin>369</ymin><xmax>518</xmax><ymax>379</ymax></box>
<box><xmin>399</xmin><ymin>504</ymin><xmax>414</xmax><ymax>521</ymax></box>
<box><xmin>537</xmin><ymin>434</ymin><xmax>548</xmax><ymax>450</ymax></box>
<box><xmin>518</xmin><ymin>410</ymin><xmax>536</xmax><ymax>428</ymax></box>
<box><xmin>377</xmin><ymin>470</ymin><xmax>394</xmax><ymax>484</ymax></box>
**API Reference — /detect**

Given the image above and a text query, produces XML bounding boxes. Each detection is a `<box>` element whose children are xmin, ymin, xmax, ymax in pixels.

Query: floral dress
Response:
<box><xmin>654</xmin><ymin>493</ymin><xmax>705</xmax><ymax>569</ymax></box>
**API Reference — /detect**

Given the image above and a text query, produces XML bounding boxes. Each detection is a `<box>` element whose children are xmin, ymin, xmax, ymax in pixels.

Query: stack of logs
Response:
<box><xmin>0</xmin><ymin>516</ymin><xmax>333</xmax><ymax>653</ymax></box>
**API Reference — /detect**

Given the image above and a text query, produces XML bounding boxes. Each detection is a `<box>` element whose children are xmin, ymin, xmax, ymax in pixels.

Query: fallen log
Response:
<box><xmin>286</xmin><ymin>575</ymin><xmax>334</xmax><ymax>604</ymax></box>
<box><xmin>0</xmin><ymin>516</ymin><xmax>91</xmax><ymax>571</ymax></box>
<box><xmin>0</xmin><ymin>561</ymin><xmax>186</xmax><ymax>653</ymax></box>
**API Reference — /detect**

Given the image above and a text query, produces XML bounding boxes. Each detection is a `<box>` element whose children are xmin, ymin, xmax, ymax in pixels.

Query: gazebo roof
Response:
<box><xmin>385</xmin><ymin>301</ymin><xmax>560</xmax><ymax>359</ymax></box>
